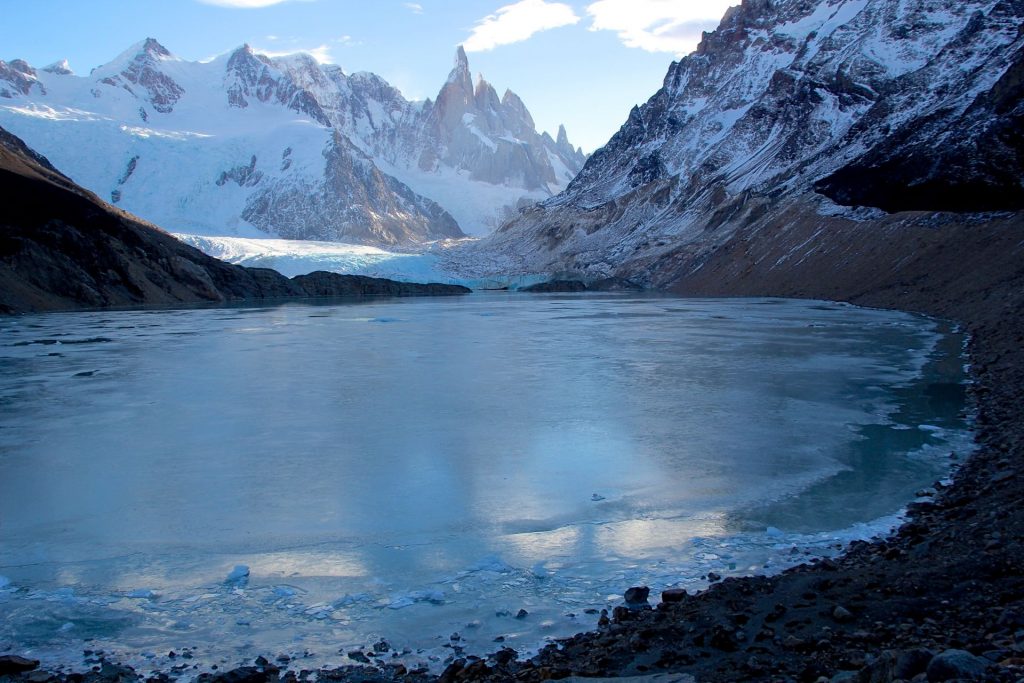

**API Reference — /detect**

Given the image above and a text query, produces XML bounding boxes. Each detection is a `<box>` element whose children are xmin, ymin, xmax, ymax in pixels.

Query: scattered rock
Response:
<box><xmin>0</xmin><ymin>656</ymin><xmax>40</xmax><ymax>675</ymax></box>
<box><xmin>624</xmin><ymin>586</ymin><xmax>650</xmax><ymax>605</ymax></box>
<box><xmin>832</xmin><ymin>605</ymin><xmax>854</xmax><ymax>622</ymax></box>
<box><xmin>210</xmin><ymin>666</ymin><xmax>270</xmax><ymax>683</ymax></box>
<box><xmin>894</xmin><ymin>649</ymin><xmax>934</xmax><ymax>680</ymax></box>
<box><xmin>926</xmin><ymin>649</ymin><xmax>990</xmax><ymax>681</ymax></box>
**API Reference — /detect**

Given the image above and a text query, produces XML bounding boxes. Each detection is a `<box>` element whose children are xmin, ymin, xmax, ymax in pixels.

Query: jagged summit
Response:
<box><xmin>556</xmin><ymin>124</ymin><xmax>569</xmax><ymax>146</ymax></box>
<box><xmin>140</xmin><ymin>37</ymin><xmax>173</xmax><ymax>58</ymax></box>
<box><xmin>454</xmin><ymin>45</ymin><xmax>469</xmax><ymax>71</ymax></box>
<box><xmin>446</xmin><ymin>45</ymin><xmax>472</xmax><ymax>90</ymax></box>
<box><xmin>94</xmin><ymin>38</ymin><xmax>175</xmax><ymax>75</ymax></box>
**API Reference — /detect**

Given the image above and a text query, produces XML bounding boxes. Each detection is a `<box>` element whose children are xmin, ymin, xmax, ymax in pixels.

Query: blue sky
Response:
<box><xmin>4</xmin><ymin>0</ymin><xmax>735</xmax><ymax>151</ymax></box>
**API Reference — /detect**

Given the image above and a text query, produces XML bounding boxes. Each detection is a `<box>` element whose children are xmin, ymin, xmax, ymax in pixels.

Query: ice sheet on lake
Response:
<box><xmin>0</xmin><ymin>296</ymin><xmax>972</xmax><ymax>674</ymax></box>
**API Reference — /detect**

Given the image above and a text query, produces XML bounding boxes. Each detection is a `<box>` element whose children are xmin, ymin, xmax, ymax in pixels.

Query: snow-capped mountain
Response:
<box><xmin>469</xmin><ymin>0</ymin><xmax>1023</xmax><ymax>284</ymax></box>
<box><xmin>0</xmin><ymin>40</ymin><xmax>585</xmax><ymax>244</ymax></box>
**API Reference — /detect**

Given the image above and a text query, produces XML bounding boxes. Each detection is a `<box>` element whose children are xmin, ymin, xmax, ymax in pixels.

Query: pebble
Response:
<box><xmin>832</xmin><ymin>605</ymin><xmax>854</xmax><ymax>622</ymax></box>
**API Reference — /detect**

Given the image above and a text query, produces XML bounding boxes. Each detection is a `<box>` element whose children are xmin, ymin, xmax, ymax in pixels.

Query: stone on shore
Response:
<box><xmin>926</xmin><ymin>649</ymin><xmax>990</xmax><ymax>681</ymax></box>
<box><xmin>624</xmin><ymin>586</ymin><xmax>650</xmax><ymax>606</ymax></box>
<box><xmin>0</xmin><ymin>656</ymin><xmax>40</xmax><ymax>676</ymax></box>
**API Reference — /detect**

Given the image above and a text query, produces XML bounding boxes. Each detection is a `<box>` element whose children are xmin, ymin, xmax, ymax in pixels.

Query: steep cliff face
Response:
<box><xmin>476</xmin><ymin>0</ymin><xmax>1023</xmax><ymax>284</ymax></box>
<box><xmin>0</xmin><ymin>41</ymin><xmax>584</xmax><ymax>241</ymax></box>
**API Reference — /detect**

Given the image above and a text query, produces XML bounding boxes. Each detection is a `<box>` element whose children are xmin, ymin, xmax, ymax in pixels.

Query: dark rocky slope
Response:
<box><xmin>0</xmin><ymin>126</ymin><xmax>468</xmax><ymax>315</ymax></box>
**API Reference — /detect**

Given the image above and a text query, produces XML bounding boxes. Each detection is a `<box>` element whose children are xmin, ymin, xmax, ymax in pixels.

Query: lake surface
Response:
<box><xmin>0</xmin><ymin>295</ymin><xmax>972</xmax><ymax>673</ymax></box>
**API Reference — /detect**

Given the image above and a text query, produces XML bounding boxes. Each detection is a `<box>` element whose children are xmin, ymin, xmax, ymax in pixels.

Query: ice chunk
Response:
<box><xmin>765</xmin><ymin>526</ymin><xmax>785</xmax><ymax>538</ymax></box>
<box><xmin>387</xmin><ymin>590</ymin><xmax>445</xmax><ymax>609</ymax></box>
<box><xmin>128</xmin><ymin>589</ymin><xmax>158</xmax><ymax>599</ymax></box>
<box><xmin>531</xmin><ymin>562</ymin><xmax>548</xmax><ymax>579</ymax></box>
<box><xmin>332</xmin><ymin>593</ymin><xmax>372</xmax><ymax>608</ymax></box>
<box><xmin>226</xmin><ymin>565</ymin><xmax>250</xmax><ymax>584</ymax></box>
<box><xmin>0</xmin><ymin>576</ymin><xmax>10</xmax><ymax>589</ymax></box>
<box><xmin>272</xmin><ymin>586</ymin><xmax>298</xmax><ymax>598</ymax></box>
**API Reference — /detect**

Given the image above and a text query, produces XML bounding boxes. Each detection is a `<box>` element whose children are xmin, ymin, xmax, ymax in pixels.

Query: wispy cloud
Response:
<box><xmin>196</xmin><ymin>0</ymin><xmax>312</xmax><ymax>8</ymax></box>
<box><xmin>253</xmin><ymin>44</ymin><xmax>335</xmax><ymax>64</ymax></box>
<box><xmin>464</xmin><ymin>0</ymin><xmax>580</xmax><ymax>53</ymax></box>
<box><xmin>403</xmin><ymin>2</ymin><xmax>424</xmax><ymax>14</ymax></box>
<box><xmin>585</xmin><ymin>0</ymin><xmax>735</xmax><ymax>55</ymax></box>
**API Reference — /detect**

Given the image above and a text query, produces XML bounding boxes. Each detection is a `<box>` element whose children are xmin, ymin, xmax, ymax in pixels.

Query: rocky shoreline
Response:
<box><xmin>2</xmin><ymin>284</ymin><xmax>1021</xmax><ymax>683</ymax></box>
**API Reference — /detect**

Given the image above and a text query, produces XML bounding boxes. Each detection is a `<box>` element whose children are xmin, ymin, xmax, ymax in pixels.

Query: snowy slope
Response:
<box><xmin>473</xmin><ymin>0</ymin><xmax>1023</xmax><ymax>283</ymax></box>
<box><xmin>0</xmin><ymin>41</ymin><xmax>585</xmax><ymax>244</ymax></box>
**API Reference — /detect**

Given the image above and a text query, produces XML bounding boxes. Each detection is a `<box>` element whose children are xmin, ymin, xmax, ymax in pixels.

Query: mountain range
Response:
<box><xmin>0</xmin><ymin>40</ymin><xmax>585</xmax><ymax>245</ymax></box>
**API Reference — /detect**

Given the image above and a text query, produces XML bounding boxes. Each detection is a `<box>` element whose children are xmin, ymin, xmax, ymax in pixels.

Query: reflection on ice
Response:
<box><xmin>0</xmin><ymin>295</ymin><xmax>972</xmax><ymax>673</ymax></box>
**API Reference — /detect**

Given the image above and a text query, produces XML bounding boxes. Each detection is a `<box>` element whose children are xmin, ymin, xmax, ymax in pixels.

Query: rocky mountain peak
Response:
<box><xmin>140</xmin><ymin>38</ymin><xmax>172</xmax><ymax>59</ymax></box>
<box><xmin>474</xmin><ymin>74</ymin><xmax>501</xmax><ymax>111</ymax></box>
<box><xmin>556</xmin><ymin>123</ymin><xmax>569</xmax><ymax>146</ymax></box>
<box><xmin>447</xmin><ymin>46</ymin><xmax>472</xmax><ymax>91</ymax></box>
<box><xmin>224</xmin><ymin>45</ymin><xmax>329</xmax><ymax>125</ymax></box>
<box><xmin>0</xmin><ymin>59</ymin><xmax>42</xmax><ymax>98</ymax></box>
<box><xmin>454</xmin><ymin>46</ymin><xmax>469</xmax><ymax>71</ymax></box>
<box><xmin>43</xmin><ymin>59</ymin><xmax>73</xmax><ymax>76</ymax></box>
<box><xmin>500</xmin><ymin>89</ymin><xmax>534</xmax><ymax>129</ymax></box>
<box><xmin>8</xmin><ymin>60</ymin><xmax>35</xmax><ymax>77</ymax></box>
<box><xmin>93</xmin><ymin>38</ymin><xmax>183</xmax><ymax>114</ymax></box>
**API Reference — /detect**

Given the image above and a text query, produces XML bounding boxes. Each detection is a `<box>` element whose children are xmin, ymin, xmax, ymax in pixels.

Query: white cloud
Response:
<box><xmin>586</xmin><ymin>0</ymin><xmax>736</xmax><ymax>55</ymax></box>
<box><xmin>253</xmin><ymin>44</ymin><xmax>335</xmax><ymax>64</ymax></box>
<box><xmin>196</xmin><ymin>0</ymin><xmax>311</xmax><ymax>8</ymax></box>
<box><xmin>404</xmin><ymin>2</ymin><xmax>424</xmax><ymax>13</ymax></box>
<box><xmin>464</xmin><ymin>0</ymin><xmax>580</xmax><ymax>53</ymax></box>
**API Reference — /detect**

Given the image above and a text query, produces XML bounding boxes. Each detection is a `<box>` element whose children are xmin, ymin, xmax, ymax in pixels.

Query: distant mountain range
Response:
<box><xmin>469</xmin><ymin>0</ymin><xmax>1023</xmax><ymax>286</ymax></box>
<box><xmin>0</xmin><ymin>40</ymin><xmax>585</xmax><ymax>245</ymax></box>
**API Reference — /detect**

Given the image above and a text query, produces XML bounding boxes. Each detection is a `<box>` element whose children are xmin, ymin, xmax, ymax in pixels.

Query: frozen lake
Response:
<box><xmin>0</xmin><ymin>295</ymin><xmax>971</xmax><ymax>674</ymax></box>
